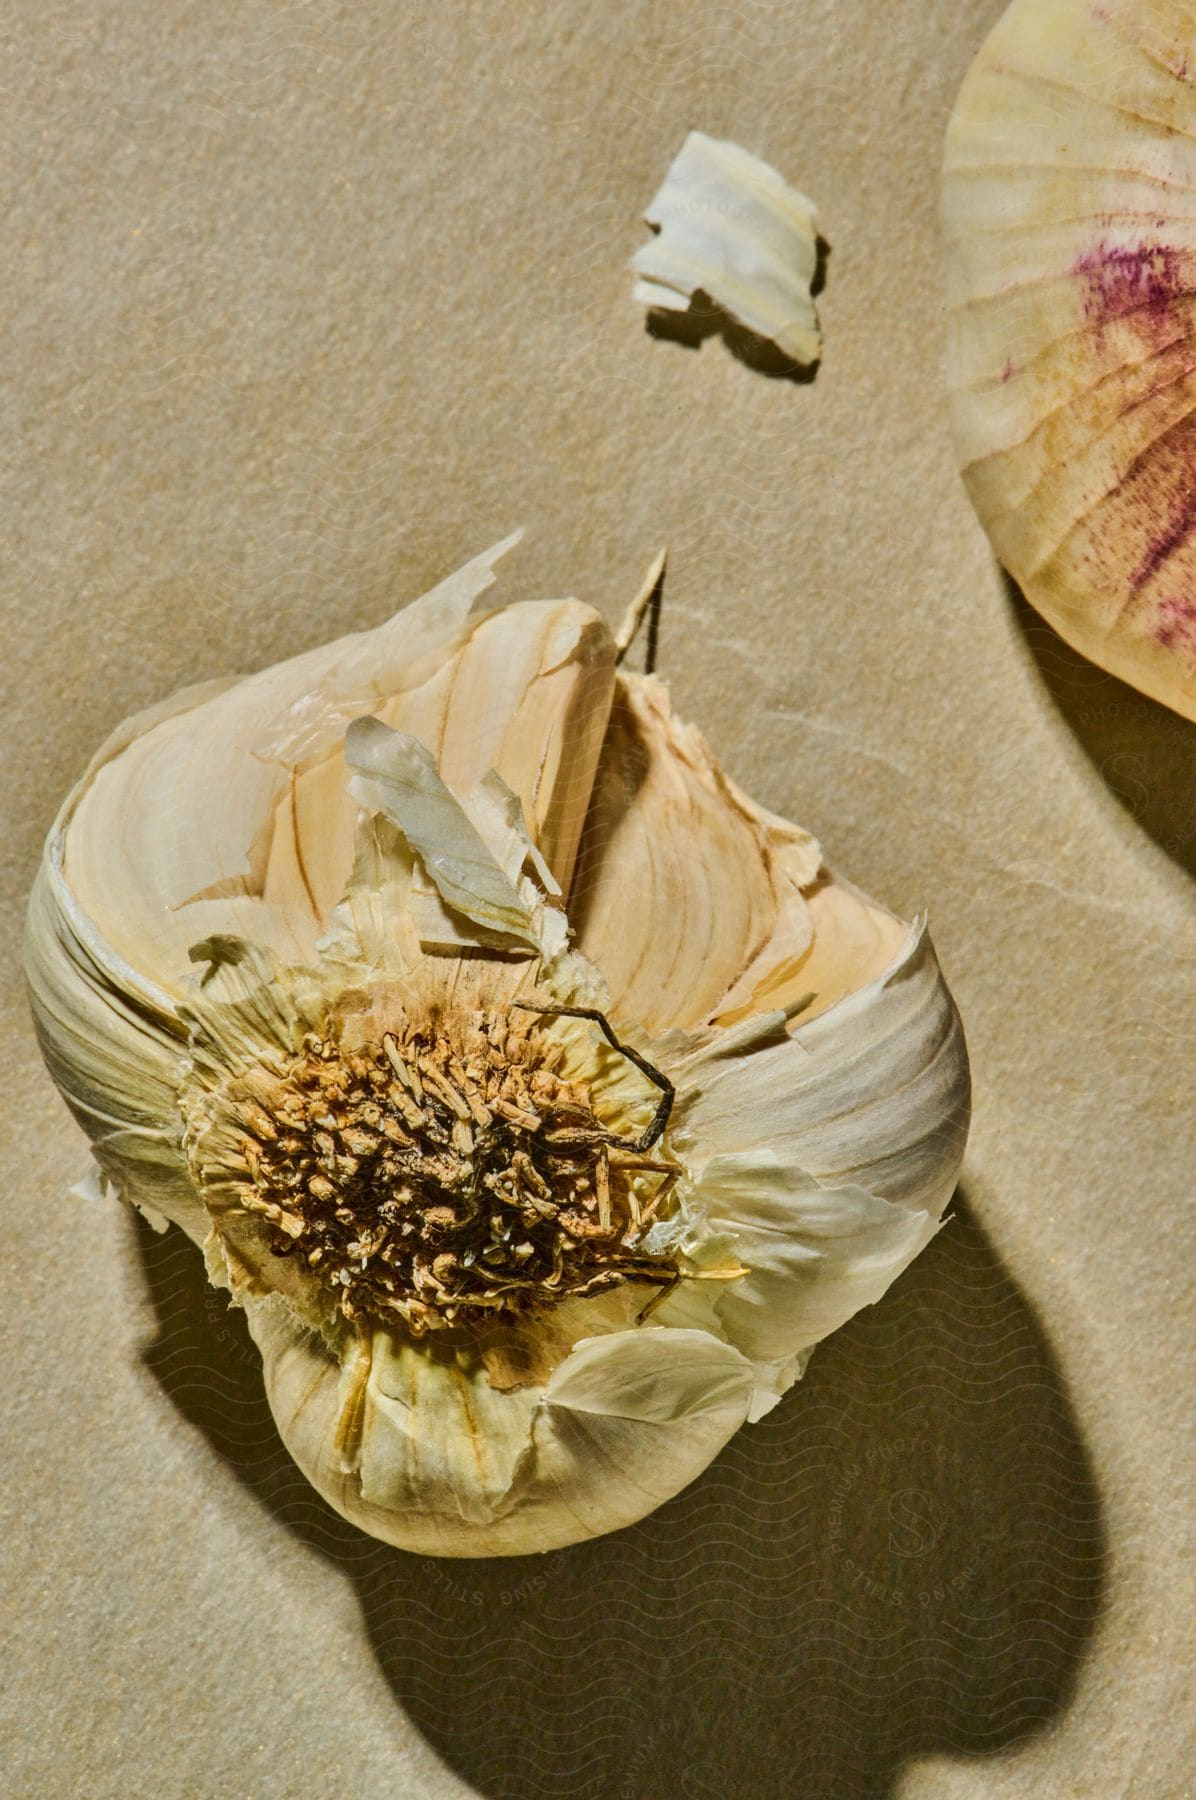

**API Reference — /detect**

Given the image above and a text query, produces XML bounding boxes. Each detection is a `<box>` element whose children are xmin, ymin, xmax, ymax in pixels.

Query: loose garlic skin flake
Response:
<box><xmin>25</xmin><ymin>539</ymin><xmax>970</xmax><ymax>1556</ymax></box>
<box><xmin>633</xmin><ymin>131</ymin><xmax>823</xmax><ymax>367</ymax></box>
<box><xmin>942</xmin><ymin>0</ymin><xmax>1196</xmax><ymax>721</ymax></box>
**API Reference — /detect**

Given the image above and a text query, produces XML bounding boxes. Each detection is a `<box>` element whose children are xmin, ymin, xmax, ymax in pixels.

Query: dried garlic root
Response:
<box><xmin>25</xmin><ymin>538</ymin><xmax>969</xmax><ymax>1556</ymax></box>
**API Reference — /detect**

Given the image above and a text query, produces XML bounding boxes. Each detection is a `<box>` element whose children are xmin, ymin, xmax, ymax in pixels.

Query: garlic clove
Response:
<box><xmin>358</xmin><ymin>1333</ymin><xmax>545</xmax><ymax>1529</ymax></box>
<box><xmin>373</xmin><ymin>599</ymin><xmax>616</xmax><ymax>901</ymax></box>
<box><xmin>543</xmin><ymin>1326</ymin><xmax>756</xmax><ymax>1424</ymax></box>
<box><xmin>53</xmin><ymin>537</ymin><xmax>514</xmax><ymax>997</ymax></box>
<box><xmin>648</xmin><ymin>922</ymin><xmax>966</xmax><ymax>1402</ymax></box>
<box><xmin>675</xmin><ymin>1151</ymin><xmax>939</xmax><ymax>1363</ymax></box>
<box><xmin>942</xmin><ymin>0</ymin><xmax>1196</xmax><ymax>719</ymax></box>
<box><xmin>273</xmin><ymin>597</ymin><xmax>613</xmax><ymax>941</ymax></box>
<box><xmin>249</xmin><ymin>1295</ymin><xmax>756</xmax><ymax>1556</ymax></box>
<box><xmin>570</xmin><ymin>673</ymin><xmax>906</xmax><ymax>1034</ymax></box>
<box><xmin>55</xmin><ymin>536</ymin><xmax>615</xmax><ymax>1000</ymax></box>
<box><xmin>667</xmin><ymin>921</ymin><xmax>968</xmax><ymax>1218</ymax></box>
<box><xmin>24</xmin><ymin>849</ymin><xmax>194</xmax><ymax>1232</ymax></box>
<box><xmin>571</xmin><ymin>674</ymin><xmax>818</xmax><ymax>1033</ymax></box>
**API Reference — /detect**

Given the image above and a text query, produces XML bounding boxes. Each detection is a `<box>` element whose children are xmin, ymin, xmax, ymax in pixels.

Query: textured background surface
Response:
<box><xmin>2</xmin><ymin>2</ymin><xmax>1193</xmax><ymax>1795</ymax></box>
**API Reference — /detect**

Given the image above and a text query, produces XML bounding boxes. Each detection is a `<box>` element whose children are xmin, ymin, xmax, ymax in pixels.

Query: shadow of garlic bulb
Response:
<box><xmin>943</xmin><ymin>0</ymin><xmax>1196</xmax><ymax>721</ymax></box>
<box><xmin>25</xmin><ymin>537</ymin><xmax>970</xmax><ymax>1556</ymax></box>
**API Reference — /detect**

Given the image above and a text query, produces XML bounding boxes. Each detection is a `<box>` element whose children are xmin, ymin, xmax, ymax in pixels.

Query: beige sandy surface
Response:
<box><xmin>2</xmin><ymin>2</ymin><xmax>1193</xmax><ymax>1795</ymax></box>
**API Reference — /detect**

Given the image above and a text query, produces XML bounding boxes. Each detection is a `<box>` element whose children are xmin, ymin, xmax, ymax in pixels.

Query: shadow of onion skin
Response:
<box><xmin>136</xmin><ymin>1185</ymin><xmax>1105</xmax><ymax>1800</ymax></box>
<box><xmin>1005</xmin><ymin>575</ymin><xmax>1196</xmax><ymax>879</ymax></box>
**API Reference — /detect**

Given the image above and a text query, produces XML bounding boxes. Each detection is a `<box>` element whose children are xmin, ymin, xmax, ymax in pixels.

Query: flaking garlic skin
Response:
<box><xmin>632</xmin><ymin>131</ymin><xmax>823</xmax><ymax>368</ymax></box>
<box><xmin>25</xmin><ymin>538</ymin><xmax>970</xmax><ymax>1555</ymax></box>
<box><xmin>942</xmin><ymin>0</ymin><xmax>1196</xmax><ymax>721</ymax></box>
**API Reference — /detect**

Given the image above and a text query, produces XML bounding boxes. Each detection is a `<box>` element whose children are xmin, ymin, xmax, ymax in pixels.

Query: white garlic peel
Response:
<box><xmin>632</xmin><ymin>131</ymin><xmax>823</xmax><ymax>367</ymax></box>
<box><xmin>942</xmin><ymin>0</ymin><xmax>1196</xmax><ymax>721</ymax></box>
<box><xmin>25</xmin><ymin>539</ymin><xmax>969</xmax><ymax>1556</ymax></box>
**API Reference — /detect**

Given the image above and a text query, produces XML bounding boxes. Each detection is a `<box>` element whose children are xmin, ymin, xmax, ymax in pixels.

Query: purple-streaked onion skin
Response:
<box><xmin>943</xmin><ymin>0</ymin><xmax>1196</xmax><ymax>721</ymax></box>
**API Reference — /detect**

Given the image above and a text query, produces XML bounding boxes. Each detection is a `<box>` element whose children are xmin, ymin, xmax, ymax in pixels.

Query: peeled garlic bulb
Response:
<box><xmin>942</xmin><ymin>0</ymin><xmax>1196</xmax><ymax>720</ymax></box>
<box><xmin>25</xmin><ymin>538</ymin><xmax>970</xmax><ymax>1556</ymax></box>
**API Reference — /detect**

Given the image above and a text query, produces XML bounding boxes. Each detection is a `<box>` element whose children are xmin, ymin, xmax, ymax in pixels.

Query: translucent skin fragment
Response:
<box><xmin>633</xmin><ymin>131</ymin><xmax>822</xmax><ymax>367</ymax></box>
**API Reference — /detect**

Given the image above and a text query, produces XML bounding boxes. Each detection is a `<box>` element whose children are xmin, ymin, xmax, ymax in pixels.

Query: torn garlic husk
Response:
<box><xmin>942</xmin><ymin>0</ymin><xmax>1196</xmax><ymax>720</ymax></box>
<box><xmin>632</xmin><ymin>130</ymin><xmax>823</xmax><ymax>367</ymax></box>
<box><xmin>24</xmin><ymin>537</ymin><xmax>969</xmax><ymax>1556</ymax></box>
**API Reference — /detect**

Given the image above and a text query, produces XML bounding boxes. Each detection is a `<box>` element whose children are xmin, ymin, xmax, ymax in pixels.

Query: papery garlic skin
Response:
<box><xmin>942</xmin><ymin>0</ymin><xmax>1196</xmax><ymax>721</ymax></box>
<box><xmin>25</xmin><ymin>539</ymin><xmax>969</xmax><ymax>1556</ymax></box>
<box><xmin>633</xmin><ymin>131</ymin><xmax>822</xmax><ymax>367</ymax></box>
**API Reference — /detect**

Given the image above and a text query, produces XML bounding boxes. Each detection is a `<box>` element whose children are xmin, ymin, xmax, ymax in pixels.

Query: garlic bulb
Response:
<box><xmin>942</xmin><ymin>0</ymin><xmax>1196</xmax><ymax>721</ymax></box>
<box><xmin>25</xmin><ymin>537</ymin><xmax>970</xmax><ymax>1556</ymax></box>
